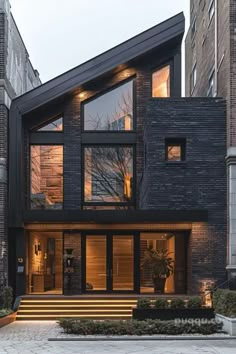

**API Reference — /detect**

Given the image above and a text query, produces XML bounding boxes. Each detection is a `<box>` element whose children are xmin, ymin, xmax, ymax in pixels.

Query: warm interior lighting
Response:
<box><xmin>152</xmin><ymin>65</ymin><xmax>170</xmax><ymax>97</ymax></box>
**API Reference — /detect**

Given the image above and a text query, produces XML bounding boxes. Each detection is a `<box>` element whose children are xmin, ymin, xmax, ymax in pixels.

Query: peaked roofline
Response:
<box><xmin>12</xmin><ymin>12</ymin><xmax>185</xmax><ymax>114</ymax></box>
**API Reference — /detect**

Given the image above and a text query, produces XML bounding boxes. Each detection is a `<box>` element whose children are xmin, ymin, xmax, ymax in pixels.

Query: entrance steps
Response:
<box><xmin>16</xmin><ymin>296</ymin><xmax>138</xmax><ymax>320</ymax></box>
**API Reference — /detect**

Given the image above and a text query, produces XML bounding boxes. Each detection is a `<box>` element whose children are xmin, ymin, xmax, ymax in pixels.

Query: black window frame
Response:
<box><xmin>81</xmin><ymin>77</ymin><xmax>136</xmax><ymax>133</ymax></box>
<box><xmin>165</xmin><ymin>138</ymin><xmax>186</xmax><ymax>162</ymax></box>
<box><xmin>82</xmin><ymin>144</ymin><xmax>136</xmax><ymax>209</ymax></box>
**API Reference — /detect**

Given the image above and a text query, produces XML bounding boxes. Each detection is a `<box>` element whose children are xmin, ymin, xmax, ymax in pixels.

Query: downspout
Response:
<box><xmin>214</xmin><ymin>0</ymin><xmax>218</xmax><ymax>96</ymax></box>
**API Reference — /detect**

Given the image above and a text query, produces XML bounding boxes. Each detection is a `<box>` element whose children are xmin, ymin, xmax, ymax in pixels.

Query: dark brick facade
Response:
<box><xmin>140</xmin><ymin>98</ymin><xmax>227</xmax><ymax>292</ymax></box>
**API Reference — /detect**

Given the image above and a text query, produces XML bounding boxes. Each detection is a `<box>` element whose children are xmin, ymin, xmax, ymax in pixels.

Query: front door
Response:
<box><xmin>82</xmin><ymin>233</ymin><xmax>136</xmax><ymax>292</ymax></box>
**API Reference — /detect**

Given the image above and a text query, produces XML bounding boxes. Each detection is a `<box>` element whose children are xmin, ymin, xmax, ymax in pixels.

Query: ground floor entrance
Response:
<box><xmin>24</xmin><ymin>228</ymin><xmax>188</xmax><ymax>296</ymax></box>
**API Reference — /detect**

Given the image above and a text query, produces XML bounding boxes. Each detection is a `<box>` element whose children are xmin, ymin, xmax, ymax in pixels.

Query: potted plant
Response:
<box><xmin>141</xmin><ymin>247</ymin><xmax>174</xmax><ymax>294</ymax></box>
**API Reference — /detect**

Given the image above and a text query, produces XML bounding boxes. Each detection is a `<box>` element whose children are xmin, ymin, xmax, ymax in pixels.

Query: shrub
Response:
<box><xmin>137</xmin><ymin>298</ymin><xmax>151</xmax><ymax>309</ymax></box>
<box><xmin>0</xmin><ymin>309</ymin><xmax>12</xmax><ymax>318</ymax></box>
<box><xmin>187</xmin><ymin>296</ymin><xmax>202</xmax><ymax>309</ymax></box>
<box><xmin>170</xmin><ymin>298</ymin><xmax>185</xmax><ymax>309</ymax></box>
<box><xmin>58</xmin><ymin>318</ymin><xmax>222</xmax><ymax>335</ymax></box>
<box><xmin>2</xmin><ymin>287</ymin><xmax>13</xmax><ymax>310</ymax></box>
<box><xmin>154</xmin><ymin>298</ymin><xmax>168</xmax><ymax>309</ymax></box>
<box><xmin>213</xmin><ymin>289</ymin><xmax>236</xmax><ymax>317</ymax></box>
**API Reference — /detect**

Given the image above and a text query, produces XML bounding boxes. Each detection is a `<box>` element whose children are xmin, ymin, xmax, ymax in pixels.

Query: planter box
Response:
<box><xmin>133</xmin><ymin>308</ymin><xmax>215</xmax><ymax>321</ymax></box>
<box><xmin>0</xmin><ymin>312</ymin><xmax>17</xmax><ymax>328</ymax></box>
<box><xmin>216</xmin><ymin>314</ymin><xmax>236</xmax><ymax>336</ymax></box>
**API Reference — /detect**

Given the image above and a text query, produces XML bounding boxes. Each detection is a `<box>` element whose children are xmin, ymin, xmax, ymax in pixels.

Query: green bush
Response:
<box><xmin>2</xmin><ymin>287</ymin><xmax>13</xmax><ymax>310</ymax></box>
<box><xmin>170</xmin><ymin>298</ymin><xmax>185</xmax><ymax>309</ymax></box>
<box><xmin>137</xmin><ymin>298</ymin><xmax>151</xmax><ymax>309</ymax></box>
<box><xmin>213</xmin><ymin>289</ymin><xmax>236</xmax><ymax>317</ymax></box>
<box><xmin>0</xmin><ymin>309</ymin><xmax>12</xmax><ymax>318</ymax></box>
<box><xmin>58</xmin><ymin>318</ymin><xmax>222</xmax><ymax>335</ymax></box>
<box><xmin>154</xmin><ymin>298</ymin><xmax>168</xmax><ymax>309</ymax></box>
<box><xmin>187</xmin><ymin>297</ymin><xmax>203</xmax><ymax>309</ymax></box>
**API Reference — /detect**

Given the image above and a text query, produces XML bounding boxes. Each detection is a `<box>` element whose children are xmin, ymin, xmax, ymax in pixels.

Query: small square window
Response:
<box><xmin>165</xmin><ymin>139</ymin><xmax>186</xmax><ymax>162</ymax></box>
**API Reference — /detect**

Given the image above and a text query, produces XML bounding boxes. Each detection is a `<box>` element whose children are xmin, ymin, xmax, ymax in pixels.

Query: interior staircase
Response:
<box><xmin>16</xmin><ymin>296</ymin><xmax>138</xmax><ymax>320</ymax></box>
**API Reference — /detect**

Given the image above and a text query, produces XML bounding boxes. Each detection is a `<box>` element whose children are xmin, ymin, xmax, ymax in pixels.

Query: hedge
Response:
<box><xmin>213</xmin><ymin>289</ymin><xmax>236</xmax><ymax>318</ymax></box>
<box><xmin>58</xmin><ymin>318</ymin><xmax>222</xmax><ymax>336</ymax></box>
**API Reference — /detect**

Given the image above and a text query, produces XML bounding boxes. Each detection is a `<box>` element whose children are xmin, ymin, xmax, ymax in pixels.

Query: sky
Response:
<box><xmin>10</xmin><ymin>0</ymin><xmax>189</xmax><ymax>84</ymax></box>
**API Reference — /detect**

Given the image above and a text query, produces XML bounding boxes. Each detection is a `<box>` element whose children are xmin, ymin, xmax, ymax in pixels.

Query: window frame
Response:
<box><xmin>81</xmin><ymin>77</ymin><xmax>136</xmax><ymax>132</ymax></box>
<box><xmin>165</xmin><ymin>138</ymin><xmax>186</xmax><ymax>162</ymax></box>
<box><xmin>28</xmin><ymin>143</ymin><xmax>64</xmax><ymax>210</ymax></box>
<box><xmin>151</xmin><ymin>61</ymin><xmax>173</xmax><ymax>98</ymax></box>
<box><xmin>82</xmin><ymin>144</ymin><xmax>136</xmax><ymax>208</ymax></box>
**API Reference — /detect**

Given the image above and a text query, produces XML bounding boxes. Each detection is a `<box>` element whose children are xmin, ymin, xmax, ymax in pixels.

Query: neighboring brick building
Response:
<box><xmin>0</xmin><ymin>0</ymin><xmax>40</xmax><ymax>287</ymax></box>
<box><xmin>185</xmin><ymin>0</ymin><xmax>236</xmax><ymax>280</ymax></box>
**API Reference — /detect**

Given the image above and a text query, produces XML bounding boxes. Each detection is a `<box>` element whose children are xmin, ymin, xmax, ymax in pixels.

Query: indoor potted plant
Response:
<box><xmin>141</xmin><ymin>247</ymin><xmax>174</xmax><ymax>294</ymax></box>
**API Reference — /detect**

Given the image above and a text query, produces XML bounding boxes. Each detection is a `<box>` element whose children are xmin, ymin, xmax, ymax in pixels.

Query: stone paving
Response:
<box><xmin>0</xmin><ymin>322</ymin><xmax>236</xmax><ymax>353</ymax></box>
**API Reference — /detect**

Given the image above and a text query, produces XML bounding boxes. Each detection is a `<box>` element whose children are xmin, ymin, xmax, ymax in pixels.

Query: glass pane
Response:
<box><xmin>140</xmin><ymin>233</ymin><xmax>175</xmax><ymax>294</ymax></box>
<box><xmin>84</xmin><ymin>146</ymin><xmax>133</xmax><ymax>203</ymax></box>
<box><xmin>84</xmin><ymin>81</ymin><xmax>133</xmax><ymax>131</ymax></box>
<box><xmin>113</xmin><ymin>236</ymin><xmax>134</xmax><ymax>290</ymax></box>
<box><xmin>37</xmin><ymin>117</ymin><xmax>63</xmax><ymax>131</ymax></box>
<box><xmin>152</xmin><ymin>65</ymin><xmax>170</xmax><ymax>97</ymax></box>
<box><xmin>86</xmin><ymin>236</ymin><xmax>107</xmax><ymax>291</ymax></box>
<box><xmin>167</xmin><ymin>145</ymin><xmax>181</xmax><ymax>161</ymax></box>
<box><xmin>31</xmin><ymin>145</ymin><xmax>63</xmax><ymax>209</ymax></box>
<box><xmin>64</xmin><ymin>233</ymin><xmax>81</xmax><ymax>295</ymax></box>
<box><xmin>26</xmin><ymin>232</ymin><xmax>63</xmax><ymax>294</ymax></box>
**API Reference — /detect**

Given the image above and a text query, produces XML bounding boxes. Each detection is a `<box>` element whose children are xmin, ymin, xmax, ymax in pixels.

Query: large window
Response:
<box><xmin>30</xmin><ymin>145</ymin><xmax>63</xmax><ymax>209</ymax></box>
<box><xmin>84</xmin><ymin>146</ymin><xmax>133</xmax><ymax>204</ymax></box>
<box><xmin>83</xmin><ymin>80</ymin><xmax>133</xmax><ymax>131</ymax></box>
<box><xmin>152</xmin><ymin>65</ymin><xmax>170</xmax><ymax>97</ymax></box>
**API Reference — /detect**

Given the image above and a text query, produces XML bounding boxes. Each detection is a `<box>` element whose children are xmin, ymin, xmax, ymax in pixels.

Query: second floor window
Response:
<box><xmin>30</xmin><ymin>145</ymin><xmax>63</xmax><ymax>210</ymax></box>
<box><xmin>83</xmin><ymin>80</ymin><xmax>133</xmax><ymax>131</ymax></box>
<box><xmin>84</xmin><ymin>146</ymin><xmax>133</xmax><ymax>204</ymax></box>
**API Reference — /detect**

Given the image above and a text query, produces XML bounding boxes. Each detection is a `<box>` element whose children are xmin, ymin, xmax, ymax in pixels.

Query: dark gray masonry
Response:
<box><xmin>140</xmin><ymin>97</ymin><xmax>227</xmax><ymax>292</ymax></box>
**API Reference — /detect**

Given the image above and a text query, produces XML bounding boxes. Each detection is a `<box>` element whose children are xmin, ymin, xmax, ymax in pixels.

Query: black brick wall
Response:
<box><xmin>140</xmin><ymin>97</ymin><xmax>227</xmax><ymax>293</ymax></box>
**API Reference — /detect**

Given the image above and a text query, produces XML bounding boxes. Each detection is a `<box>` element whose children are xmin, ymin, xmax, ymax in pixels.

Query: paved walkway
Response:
<box><xmin>0</xmin><ymin>322</ymin><xmax>236</xmax><ymax>353</ymax></box>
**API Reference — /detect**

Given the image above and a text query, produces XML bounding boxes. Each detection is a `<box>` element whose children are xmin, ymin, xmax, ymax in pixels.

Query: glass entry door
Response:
<box><xmin>83</xmin><ymin>233</ymin><xmax>135</xmax><ymax>292</ymax></box>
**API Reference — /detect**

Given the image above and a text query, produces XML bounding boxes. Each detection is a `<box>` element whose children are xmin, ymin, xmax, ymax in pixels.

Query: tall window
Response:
<box><xmin>152</xmin><ymin>65</ymin><xmax>170</xmax><ymax>97</ymax></box>
<box><xmin>84</xmin><ymin>146</ymin><xmax>133</xmax><ymax>205</ymax></box>
<box><xmin>83</xmin><ymin>80</ymin><xmax>133</xmax><ymax>131</ymax></box>
<box><xmin>208</xmin><ymin>69</ymin><xmax>215</xmax><ymax>97</ymax></box>
<box><xmin>30</xmin><ymin>145</ymin><xmax>63</xmax><ymax>209</ymax></box>
<box><xmin>208</xmin><ymin>0</ymin><xmax>215</xmax><ymax>22</ymax></box>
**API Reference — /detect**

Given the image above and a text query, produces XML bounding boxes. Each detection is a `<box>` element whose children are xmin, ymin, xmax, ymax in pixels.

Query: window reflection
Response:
<box><xmin>37</xmin><ymin>117</ymin><xmax>63</xmax><ymax>131</ymax></box>
<box><xmin>84</xmin><ymin>81</ymin><xmax>133</xmax><ymax>131</ymax></box>
<box><xmin>152</xmin><ymin>65</ymin><xmax>170</xmax><ymax>97</ymax></box>
<box><xmin>30</xmin><ymin>145</ymin><xmax>63</xmax><ymax>209</ymax></box>
<box><xmin>84</xmin><ymin>146</ymin><xmax>133</xmax><ymax>203</ymax></box>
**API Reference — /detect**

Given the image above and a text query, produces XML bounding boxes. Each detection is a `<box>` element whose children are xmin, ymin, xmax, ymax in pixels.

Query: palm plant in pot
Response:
<box><xmin>141</xmin><ymin>247</ymin><xmax>174</xmax><ymax>294</ymax></box>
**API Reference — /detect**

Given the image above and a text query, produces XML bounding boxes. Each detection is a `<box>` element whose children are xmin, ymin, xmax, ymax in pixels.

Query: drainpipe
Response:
<box><xmin>214</xmin><ymin>0</ymin><xmax>218</xmax><ymax>96</ymax></box>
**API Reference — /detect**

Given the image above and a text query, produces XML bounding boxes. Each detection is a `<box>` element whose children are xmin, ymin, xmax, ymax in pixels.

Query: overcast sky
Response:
<box><xmin>10</xmin><ymin>0</ymin><xmax>189</xmax><ymax>83</ymax></box>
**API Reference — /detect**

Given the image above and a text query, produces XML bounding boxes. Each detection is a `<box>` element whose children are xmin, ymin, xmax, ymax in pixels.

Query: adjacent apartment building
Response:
<box><xmin>7</xmin><ymin>10</ymin><xmax>228</xmax><ymax>302</ymax></box>
<box><xmin>0</xmin><ymin>0</ymin><xmax>40</xmax><ymax>288</ymax></box>
<box><xmin>185</xmin><ymin>0</ymin><xmax>236</xmax><ymax>280</ymax></box>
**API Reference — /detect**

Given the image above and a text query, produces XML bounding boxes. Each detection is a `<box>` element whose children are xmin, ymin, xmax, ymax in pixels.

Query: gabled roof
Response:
<box><xmin>12</xmin><ymin>12</ymin><xmax>185</xmax><ymax>114</ymax></box>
